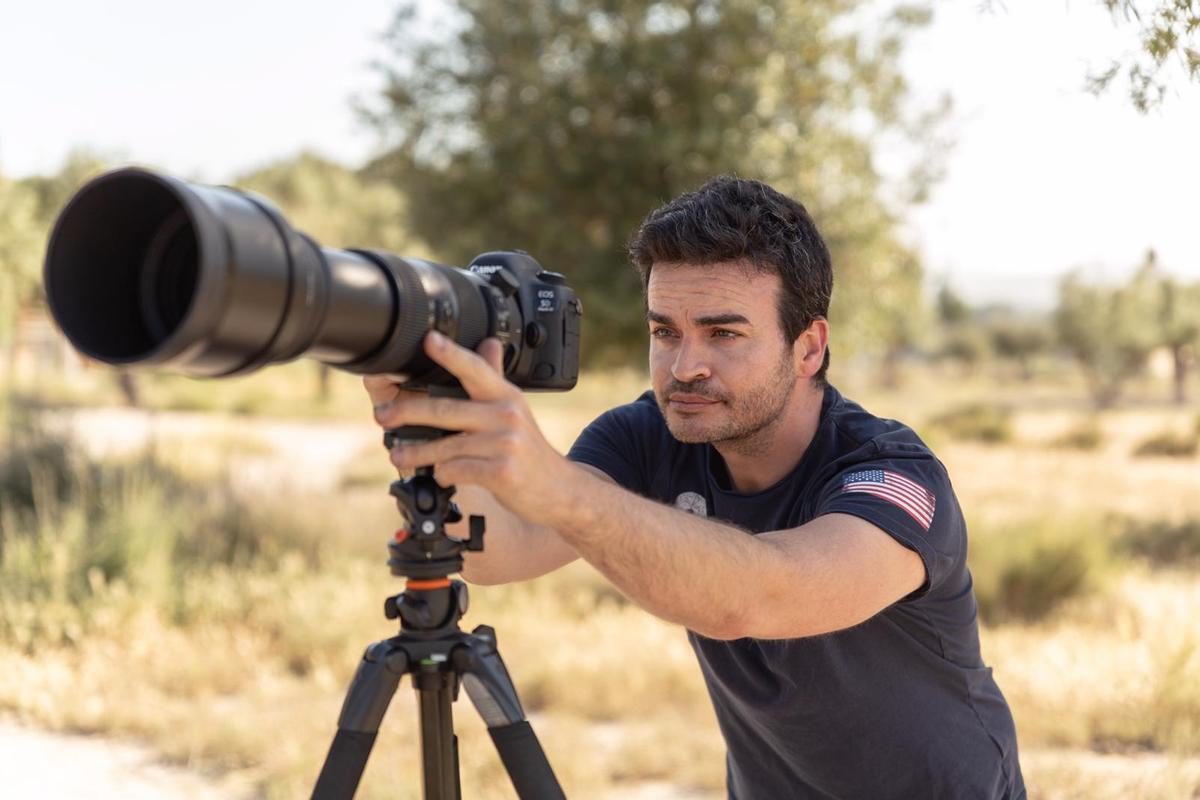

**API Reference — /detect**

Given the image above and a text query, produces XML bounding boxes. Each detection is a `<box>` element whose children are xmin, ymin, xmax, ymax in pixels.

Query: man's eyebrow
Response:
<box><xmin>646</xmin><ymin>310</ymin><xmax>752</xmax><ymax>327</ymax></box>
<box><xmin>694</xmin><ymin>313</ymin><xmax>751</xmax><ymax>327</ymax></box>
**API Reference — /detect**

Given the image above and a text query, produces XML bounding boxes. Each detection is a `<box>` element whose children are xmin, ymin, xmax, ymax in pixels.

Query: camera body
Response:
<box><xmin>461</xmin><ymin>251</ymin><xmax>581</xmax><ymax>391</ymax></box>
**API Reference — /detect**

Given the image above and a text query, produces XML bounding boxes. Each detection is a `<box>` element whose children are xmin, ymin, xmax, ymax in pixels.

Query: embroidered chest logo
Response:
<box><xmin>674</xmin><ymin>491</ymin><xmax>708</xmax><ymax>517</ymax></box>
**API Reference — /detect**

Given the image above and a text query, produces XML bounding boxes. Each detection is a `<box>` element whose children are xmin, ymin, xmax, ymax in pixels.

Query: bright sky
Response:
<box><xmin>2</xmin><ymin>1</ymin><xmax>1197</xmax><ymax>309</ymax></box>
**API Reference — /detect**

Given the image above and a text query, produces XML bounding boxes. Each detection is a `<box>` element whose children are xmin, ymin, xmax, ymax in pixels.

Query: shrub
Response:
<box><xmin>1050</xmin><ymin>417</ymin><xmax>1104</xmax><ymax>450</ymax></box>
<box><xmin>927</xmin><ymin>403</ymin><xmax>1014</xmax><ymax>444</ymax></box>
<box><xmin>970</xmin><ymin>517</ymin><xmax>1117</xmax><ymax>624</ymax></box>
<box><xmin>1116</xmin><ymin>518</ymin><xmax>1200</xmax><ymax>568</ymax></box>
<box><xmin>1132</xmin><ymin>430</ymin><xmax>1198</xmax><ymax>458</ymax></box>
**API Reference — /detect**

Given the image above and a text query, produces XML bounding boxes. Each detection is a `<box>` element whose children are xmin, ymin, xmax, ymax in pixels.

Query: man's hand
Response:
<box><xmin>363</xmin><ymin>373</ymin><xmax>430</xmax><ymax>479</ymax></box>
<box><xmin>367</xmin><ymin>331</ymin><xmax>572</xmax><ymax>524</ymax></box>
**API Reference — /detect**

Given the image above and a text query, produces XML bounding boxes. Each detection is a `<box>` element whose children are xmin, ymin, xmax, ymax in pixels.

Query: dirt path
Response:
<box><xmin>46</xmin><ymin>406</ymin><xmax>380</xmax><ymax>492</ymax></box>
<box><xmin>0</xmin><ymin>719</ymin><xmax>255</xmax><ymax>799</ymax></box>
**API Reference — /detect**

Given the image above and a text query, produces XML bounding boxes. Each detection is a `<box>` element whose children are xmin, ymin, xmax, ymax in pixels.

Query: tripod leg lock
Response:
<box><xmin>455</xmin><ymin>633</ymin><xmax>525</xmax><ymax>728</ymax></box>
<box><xmin>336</xmin><ymin>642</ymin><xmax>409</xmax><ymax>733</ymax></box>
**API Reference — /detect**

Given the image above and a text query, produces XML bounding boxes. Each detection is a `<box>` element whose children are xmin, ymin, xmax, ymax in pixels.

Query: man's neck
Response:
<box><xmin>714</xmin><ymin>383</ymin><xmax>826</xmax><ymax>493</ymax></box>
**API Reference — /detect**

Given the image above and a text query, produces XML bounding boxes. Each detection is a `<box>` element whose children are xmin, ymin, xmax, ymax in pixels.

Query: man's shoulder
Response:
<box><xmin>825</xmin><ymin>386</ymin><xmax>935</xmax><ymax>461</ymax></box>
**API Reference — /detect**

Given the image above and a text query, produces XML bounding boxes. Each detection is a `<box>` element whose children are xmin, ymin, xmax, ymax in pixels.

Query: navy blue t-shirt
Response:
<box><xmin>568</xmin><ymin>385</ymin><xmax>1024</xmax><ymax>799</ymax></box>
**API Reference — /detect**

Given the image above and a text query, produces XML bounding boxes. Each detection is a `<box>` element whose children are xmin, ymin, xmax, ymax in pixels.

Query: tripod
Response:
<box><xmin>312</xmin><ymin>427</ymin><xmax>565</xmax><ymax>800</ymax></box>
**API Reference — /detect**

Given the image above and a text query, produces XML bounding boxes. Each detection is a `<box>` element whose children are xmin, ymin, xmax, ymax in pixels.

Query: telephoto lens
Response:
<box><xmin>43</xmin><ymin>168</ymin><xmax>582</xmax><ymax>389</ymax></box>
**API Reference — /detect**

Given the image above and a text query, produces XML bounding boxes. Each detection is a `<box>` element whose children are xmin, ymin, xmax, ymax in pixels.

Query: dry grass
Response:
<box><xmin>2</xmin><ymin>367</ymin><xmax>1199</xmax><ymax>797</ymax></box>
<box><xmin>985</xmin><ymin>569</ymin><xmax>1200</xmax><ymax>752</ymax></box>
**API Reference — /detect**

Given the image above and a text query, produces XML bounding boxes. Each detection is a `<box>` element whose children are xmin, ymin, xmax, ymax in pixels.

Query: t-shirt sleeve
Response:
<box><xmin>566</xmin><ymin>398</ymin><xmax>656</xmax><ymax>495</ymax></box>
<box><xmin>814</xmin><ymin>451</ymin><xmax>963</xmax><ymax>600</ymax></box>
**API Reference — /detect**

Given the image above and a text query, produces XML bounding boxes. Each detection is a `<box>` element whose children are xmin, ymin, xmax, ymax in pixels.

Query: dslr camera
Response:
<box><xmin>43</xmin><ymin>168</ymin><xmax>582</xmax><ymax>390</ymax></box>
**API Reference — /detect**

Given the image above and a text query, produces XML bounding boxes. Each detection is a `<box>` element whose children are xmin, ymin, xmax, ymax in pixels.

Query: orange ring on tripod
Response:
<box><xmin>406</xmin><ymin>578</ymin><xmax>451</xmax><ymax>590</ymax></box>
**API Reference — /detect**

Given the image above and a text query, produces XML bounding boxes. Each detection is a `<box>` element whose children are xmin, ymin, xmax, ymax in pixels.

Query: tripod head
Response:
<box><xmin>382</xmin><ymin>425</ymin><xmax>484</xmax><ymax>638</ymax></box>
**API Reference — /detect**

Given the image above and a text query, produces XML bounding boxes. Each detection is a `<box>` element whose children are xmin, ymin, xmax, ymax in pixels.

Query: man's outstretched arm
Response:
<box><xmin>555</xmin><ymin>464</ymin><xmax>923</xmax><ymax>640</ymax></box>
<box><xmin>379</xmin><ymin>331</ymin><xmax>924</xmax><ymax>640</ymax></box>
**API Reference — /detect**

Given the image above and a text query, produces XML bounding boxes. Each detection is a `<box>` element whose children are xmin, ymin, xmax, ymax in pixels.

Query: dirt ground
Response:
<box><xmin>0</xmin><ymin>718</ymin><xmax>254</xmax><ymax>799</ymax></box>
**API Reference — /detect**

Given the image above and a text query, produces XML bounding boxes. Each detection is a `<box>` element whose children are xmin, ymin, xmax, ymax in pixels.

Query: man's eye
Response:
<box><xmin>651</xmin><ymin>328</ymin><xmax>676</xmax><ymax>339</ymax></box>
<box><xmin>712</xmin><ymin>329</ymin><xmax>739</xmax><ymax>339</ymax></box>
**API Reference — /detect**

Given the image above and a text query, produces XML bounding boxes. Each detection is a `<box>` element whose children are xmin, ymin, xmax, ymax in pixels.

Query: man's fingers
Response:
<box><xmin>429</xmin><ymin>457</ymin><xmax>491</xmax><ymax>488</ymax></box>
<box><xmin>365</xmin><ymin>377</ymin><xmax>430</xmax><ymax>427</ymax></box>
<box><xmin>424</xmin><ymin>332</ymin><xmax>510</xmax><ymax>399</ymax></box>
<box><xmin>364</xmin><ymin>376</ymin><xmax>424</xmax><ymax>403</ymax></box>
<box><xmin>374</xmin><ymin>395</ymin><xmax>515</xmax><ymax>432</ymax></box>
<box><xmin>363</xmin><ymin>375</ymin><xmax>402</xmax><ymax>407</ymax></box>
<box><xmin>477</xmin><ymin>337</ymin><xmax>505</xmax><ymax>374</ymax></box>
<box><xmin>391</xmin><ymin>431</ymin><xmax>513</xmax><ymax>470</ymax></box>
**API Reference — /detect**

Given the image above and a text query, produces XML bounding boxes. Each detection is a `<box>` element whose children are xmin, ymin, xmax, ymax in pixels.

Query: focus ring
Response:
<box><xmin>442</xmin><ymin>267</ymin><xmax>489</xmax><ymax>348</ymax></box>
<box><xmin>342</xmin><ymin>250</ymin><xmax>430</xmax><ymax>374</ymax></box>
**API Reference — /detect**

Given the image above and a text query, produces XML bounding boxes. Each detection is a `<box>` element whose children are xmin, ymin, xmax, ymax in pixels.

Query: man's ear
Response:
<box><xmin>793</xmin><ymin>318</ymin><xmax>829</xmax><ymax>380</ymax></box>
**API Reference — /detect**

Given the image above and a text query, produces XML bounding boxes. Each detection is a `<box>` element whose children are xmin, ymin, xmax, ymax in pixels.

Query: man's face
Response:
<box><xmin>646</xmin><ymin>261</ymin><xmax>798</xmax><ymax>448</ymax></box>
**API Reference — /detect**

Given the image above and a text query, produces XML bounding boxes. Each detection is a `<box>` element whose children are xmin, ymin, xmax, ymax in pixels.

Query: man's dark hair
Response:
<box><xmin>627</xmin><ymin>176</ymin><xmax>832</xmax><ymax>382</ymax></box>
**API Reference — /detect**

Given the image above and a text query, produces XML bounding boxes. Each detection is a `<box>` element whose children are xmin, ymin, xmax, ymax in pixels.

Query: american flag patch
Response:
<box><xmin>841</xmin><ymin>469</ymin><xmax>937</xmax><ymax>531</ymax></box>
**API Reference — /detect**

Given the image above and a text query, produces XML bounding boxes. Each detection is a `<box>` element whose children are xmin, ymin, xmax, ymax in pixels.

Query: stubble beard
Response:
<box><xmin>655</xmin><ymin>351</ymin><xmax>797</xmax><ymax>456</ymax></box>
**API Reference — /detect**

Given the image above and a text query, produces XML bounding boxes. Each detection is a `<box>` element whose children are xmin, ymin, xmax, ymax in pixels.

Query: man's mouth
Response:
<box><xmin>668</xmin><ymin>392</ymin><xmax>721</xmax><ymax>411</ymax></box>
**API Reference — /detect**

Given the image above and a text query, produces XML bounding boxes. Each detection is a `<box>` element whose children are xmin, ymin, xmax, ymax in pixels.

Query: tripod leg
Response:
<box><xmin>312</xmin><ymin>642</ymin><xmax>407</xmax><ymax>800</ymax></box>
<box><xmin>415</xmin><ymin>665</ymin><xmax>460</xmax><ymax>800</ymax></box>
<box><xmin>455</xmin><ymin>627</ymin><xmax>565</xmax><ymax>800</ymax></box>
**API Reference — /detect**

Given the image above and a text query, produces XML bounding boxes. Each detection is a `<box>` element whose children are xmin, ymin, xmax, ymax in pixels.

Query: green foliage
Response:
<box><xmin>1091</xmin><ymin>0</ymin><xmax>1200</xmax><ymax>111</ymax></box>
<box><xmin>927</xmin><ymin>402</ymin><xmax>1013</xmax><ymax>443</ymax></box>
<box><xmin>970</xmin><ymin>517</ymin><xmax>1117</xmax><ymax>624</ymax></box>
<box><xmin>1117</xmin><ymin>517</ymin><xmax>1200</xmax><ymax>567</ymax></box>
<box><xmin>366</xmin><ymin>0</ymin><xmax>944</xmax><ymax>365</ymax></box>
<box><xmin>1132</xmin><ymin>428</ymin><xmax>1199</xmax><ymax>457</ymax></box>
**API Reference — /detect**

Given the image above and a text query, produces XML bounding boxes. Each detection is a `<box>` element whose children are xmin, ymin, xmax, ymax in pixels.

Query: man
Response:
<box><xmin>365</xmin><ymin>177</ymin><xmax>1024</xmax><ymax>799</ymax></box>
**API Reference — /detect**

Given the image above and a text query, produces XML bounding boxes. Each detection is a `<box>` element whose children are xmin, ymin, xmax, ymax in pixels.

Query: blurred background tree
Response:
<box><xmin>979</xmin><ymin>0</ymin><xmax>1200</xmax><ymax>111</ymax></box>
<box><xmin>984</xmin><ymin>310</ymin><xmax>1052</xmax><ymax>382</ymax></box>
<box><xmin>1054</xmin><ymin>254</ymin><xmax>1165</xmax><ymax>408</ymax></box>
<box><xmin>1092</xmin><ymin>0</ymin><xmax>1200</xmax><ymax>110</ymax></box>
<box><xmin>364</xmin><ymin>0</ymin><xmax>946</xmax><ymax>368</ymax></box>
<box><xmin>934</xmin><ymin>283</ymin><xmax>989</xmax><ymax>376</ymax></box>
<box><xmin>1155</xmin><ymin>268</ymin><xmax>1200</xmax><ymax>404</ymax></box>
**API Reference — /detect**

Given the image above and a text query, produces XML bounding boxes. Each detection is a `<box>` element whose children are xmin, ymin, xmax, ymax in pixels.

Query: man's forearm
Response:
<box><xmin>546</xmin><ymin>462</ymin><xmax>782</xmax><ymax>639</ymax></box>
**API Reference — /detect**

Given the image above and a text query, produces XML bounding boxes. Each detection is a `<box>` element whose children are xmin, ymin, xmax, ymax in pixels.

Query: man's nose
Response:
<box><xmin>671</xmin><ymin>339</ymin><xmax>711</xmax><ymax>383</ymax></box>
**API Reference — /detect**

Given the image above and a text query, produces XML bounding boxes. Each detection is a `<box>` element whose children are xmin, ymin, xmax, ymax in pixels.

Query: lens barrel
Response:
<box><xmin>43</xmin><ymin>168</ymin><xmax>498</xmax><ymax>379</ymax></box>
